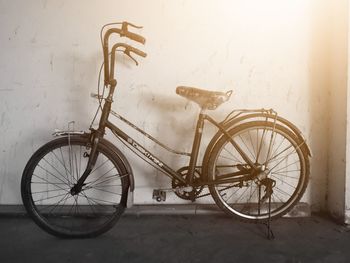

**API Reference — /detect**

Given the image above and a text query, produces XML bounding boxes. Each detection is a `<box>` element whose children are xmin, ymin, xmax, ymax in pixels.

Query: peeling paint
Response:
<box><xmin>50</xmin><ymin>53</ymin><xmax>54</xmax><ymax>71</ymax></box>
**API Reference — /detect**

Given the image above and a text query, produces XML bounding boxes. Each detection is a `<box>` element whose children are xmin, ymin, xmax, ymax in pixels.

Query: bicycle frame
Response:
<box><xmin>22</xmin><ymin>22</ymin><xmax>313</xmax><ymax>239</ymax></box>
<box><xmin>104</xmin><ymin>110</ymin><xmax>257</xmax><ymax>187</ymax></box>
<box><xmin>89</xmin><ymin>77</ymin><xmax>256</xmax><ymax>189</ymax></box>
<box><xmin>71</xmin><ymin>25</ymin><xmax>257</xmax><ymax>195</ymax></box>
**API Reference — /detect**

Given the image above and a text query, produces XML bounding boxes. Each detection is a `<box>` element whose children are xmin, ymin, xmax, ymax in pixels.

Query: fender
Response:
<box><xmin>201</xmin><ymin>112</ymin><xmax>311</xmax><ymax>180</ymax></box>
<box><xmin>97</xmin><ymin>136</ymin><xmax>135</xmax><ymax>191</ymax></box>
<box><xmin>98</xmin><ymin>136</ymin><xmax>135</xmax><ymax>207</ymax></box>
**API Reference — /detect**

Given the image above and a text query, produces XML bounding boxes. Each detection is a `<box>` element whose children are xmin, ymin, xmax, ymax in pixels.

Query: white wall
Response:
<box><xmin>0</xmin><ymin>0</ymin><xmax>329</xmax><ymax>207</ymax></box>
<box><xmin>327</xmin><ymin>0</ymin><xmax>348</xmax><ymax>220</ymax></box>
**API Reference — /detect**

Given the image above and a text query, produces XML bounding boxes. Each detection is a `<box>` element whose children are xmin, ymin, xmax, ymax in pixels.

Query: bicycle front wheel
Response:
<box><xmin>208</xmin><ymin>121</ymin><xmax>309</xmax><ymax>222</ymax></box>
<box><xmin>21</xmin><ymin>136</ymin><xmax>129</xmax><ymax>238</ymax></box>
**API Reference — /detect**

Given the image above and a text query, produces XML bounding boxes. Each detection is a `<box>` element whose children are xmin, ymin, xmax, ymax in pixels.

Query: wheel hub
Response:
<box><xmin>70</xmin><ymin>183</ymin><xmax>86</xmax><ymax>196</ymax></box>
<box><xmin>253</xmin><ymin>164</ymin><xmax>271</xmax><ymax>182</ymax></box>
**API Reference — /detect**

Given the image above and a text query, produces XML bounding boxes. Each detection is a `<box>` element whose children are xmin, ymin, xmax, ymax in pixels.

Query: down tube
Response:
<box><xmin>106</xmin><ymin>120</ymin><xmax>187</xmax><ymax>184</ymax></box>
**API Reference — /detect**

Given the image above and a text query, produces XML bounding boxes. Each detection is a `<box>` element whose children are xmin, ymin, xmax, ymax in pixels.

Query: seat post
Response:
<box><xmin>186</xmin><ymin>109</ymin><xmax>206</xmax><ymax>185</ymax></box>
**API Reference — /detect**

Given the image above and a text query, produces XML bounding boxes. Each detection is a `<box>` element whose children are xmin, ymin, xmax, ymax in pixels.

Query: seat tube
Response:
<box><xmin>187</xmin><ymin>110</ymin><xmax>205</xmax><ymax>184</ymax></box>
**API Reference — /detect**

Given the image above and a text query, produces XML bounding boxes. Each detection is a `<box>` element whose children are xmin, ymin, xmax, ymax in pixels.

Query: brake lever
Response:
<box><xmin>124</xmin><ymin>50</ymin><xmax>139</xmax><ymax>66</ymax></box>
<box><xmin>122</xmin><ymin>21</ymin><xmax>143</xmax><ymax>30</ymax></box>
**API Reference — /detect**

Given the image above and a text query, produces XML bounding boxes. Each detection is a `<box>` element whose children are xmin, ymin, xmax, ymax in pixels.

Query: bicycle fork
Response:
<box><xmin>70</xmin><ymin>132</ymin><xmax>101</xmax><ymax>195</ymax></box>
<box><xmin>71</xmin><ymin>82</ymin><xmax>116</xmax><ymax>195</ymax></box>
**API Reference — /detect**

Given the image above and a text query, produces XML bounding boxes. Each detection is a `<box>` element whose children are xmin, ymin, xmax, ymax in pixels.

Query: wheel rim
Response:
<box><xmin>211</xmin><ymin>124</ymin><xmax>306</xmax><ymax>220</ymax></box>
<box><xmin>26</xmin><ymin>139</ymin><xmax>126</xmax><ymax>236</ymax></box>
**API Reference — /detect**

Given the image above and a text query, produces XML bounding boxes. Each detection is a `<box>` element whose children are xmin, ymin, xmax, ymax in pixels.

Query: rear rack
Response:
<box><xmin>220</xmin><ymin>108</ymin><xmax>312</xmax><ymax>157</ymax></box>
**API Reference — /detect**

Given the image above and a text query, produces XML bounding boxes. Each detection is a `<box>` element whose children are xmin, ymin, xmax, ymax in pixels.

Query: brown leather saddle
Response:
<box><xmin>176</xmin><ymin>86</ymin><xmax>233</xmax><ymax>110</ymax></box>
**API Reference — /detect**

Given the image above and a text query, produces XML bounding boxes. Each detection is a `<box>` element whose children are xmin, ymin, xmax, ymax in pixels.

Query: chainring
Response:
<box><xmin>172</xmin><ymin>166</ymin><xmax>204</xmax><ymax>200</ymax></box>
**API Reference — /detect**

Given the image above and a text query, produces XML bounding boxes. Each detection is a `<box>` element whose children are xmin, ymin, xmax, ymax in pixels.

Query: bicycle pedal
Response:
<box><xmin>152</xmin><ymin>189</ymin><xmax>166</xmax><ymax>202</ymax></box>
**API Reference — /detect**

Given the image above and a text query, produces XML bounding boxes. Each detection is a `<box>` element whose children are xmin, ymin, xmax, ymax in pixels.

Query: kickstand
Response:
<box><xmin>265</xmin><ymin>193</ymin><xmax>275</xmax><ymax>240</ymax></box>
<box><xmin>258</xmin><ymin>184</ymin><xmax>275</xmax><ymax>240</ymax></box>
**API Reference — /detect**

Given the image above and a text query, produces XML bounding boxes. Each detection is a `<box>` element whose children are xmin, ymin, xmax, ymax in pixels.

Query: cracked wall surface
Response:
<box><xmin>0</xmin><ymin>0</ymin><xmax>330</xmax><ymax>208</ymax></box>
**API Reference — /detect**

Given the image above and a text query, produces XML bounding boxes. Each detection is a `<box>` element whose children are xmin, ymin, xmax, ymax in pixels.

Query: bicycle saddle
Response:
<box><xmin>176</xmin><ymin>86</ymin><xmax>232</xmax><ymax>110</ymax></box>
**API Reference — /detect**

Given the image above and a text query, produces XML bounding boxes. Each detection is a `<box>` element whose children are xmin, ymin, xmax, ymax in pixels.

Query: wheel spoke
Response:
<box><xmin>222</xmin><ymin>146</ymin><xmax>243</xmax><ymax>164</ymax></box>
<box><xmin>39</xmin><ymin>159</ymin><xmax>70</xmax><ymax>186</ymax></box>
<box><xmin>51</xmin><ymin>149</ymin><xmax>74</xmax><ymax>185</ymax></box>
<box><xmin>33</xmin><ymin>192</ymin><xmax>70</xmax><ymax>203</ymax></box>
<box><xmin>38</xmin><ymin>193</ymin><xmax>72</xmax><ymax>214</ymax></box>
<box><xmin>270</xmin><ymin>159</ymin><xmax>300</xmax><ymax>174</ymax></box>
<box><xmin>87</xmin><ymin>174</ymin><xmax>122</xmax><ymax>189</ymax></box>
<box><xmin>272</xmin><ymin>162</ymin><xmax>300</xmax><ymax>174</ymax></box>
<box><xmin>222</xmin><ymin>186</ymin><xmax>241</xmax><ymax>202</ymax></box>
<box><xmin>59</xmin><ymin>147</ymin><xmax>71</xmax><ymax>184</ymax></box>
<box><xmin>217</xmin><ymin>153</ymin><xmax>242</xmax><ymax>164</ymax></box>
<box><xmin>265</xmin><ymin>128</ymin><xmax>277</xmax><ymax>164</ymax></box>
<box><xmin>32</xmin><ymin>188</ymin><xmax>71</xmax><ymax>194</ymax></box>
<box><xmin>47</xmin><ymin>193</ymin><xmax>72</xmax><ymax>214</ymax></box>
<box><xmin>266</xmin><ymin>144</ymin><xmax>293</xmax><ymax>165</ymax></box>
<box><xmin>238</xmin><ymin>134</ymin><xmax>256</xmax><ymax>161</ymax></box>
<box><xmin>256</xmin><ymin>126</ymin><xmax>267</xmax><ymax>162</ymax></box>
<box><xmin>209</xmin><ymin>121</ymin><xmax>308</xmax><ymax>221</ymax></box>
<box><xmin>83</xmin><ymin>186</ymin><xmax>122</xmax><ymax>196</ymax></box>
<box><xmin>265</xmin><ymin>137</ymin><xmax>286</xmax><ymax>164</ymax></box>
<box><xmin>247</xmin><ymin>129</ymin><xmax>257</xmax><ymax>159</ymax></box>
<box><xmin>274</xmin><ymin>186</ymin><xmax>291</xmax><ymax>197</ymax></box>
<box><xmin>23</xmin><ymin>137</ymin><xmax>127</xmax><ymax>237</ymax></box>
<box><xmin>271</xmin><ymin>172</ymin><xmax>299</xmax><ymax>180</ymax></box>
<box><xmin>80</xmin><ymin>192</ymin><xmax>119</xmax><ymax>206</ymax></box>
<box><xmin>32</xmin><ymin>174</ymin><xmax>69</xmax><ymax>191</ymax></box>
<box><xmin>270</xmin><ymin>175</ymin><xmax>297</xmax><ymax>189</ymax></box>
<box><xmin>85</xmin><ymin>167</ymin><xmax>116</xmax><ymax>187</ymax></box>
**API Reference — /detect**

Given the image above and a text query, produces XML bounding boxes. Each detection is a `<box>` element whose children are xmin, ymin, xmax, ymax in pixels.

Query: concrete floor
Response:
<box><xmin>0</xmin><ymin>213</ymin><xmax>349</xmax><ymax>263</ymax></box>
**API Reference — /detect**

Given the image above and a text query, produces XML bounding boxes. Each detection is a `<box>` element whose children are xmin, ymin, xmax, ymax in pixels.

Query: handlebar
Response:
<box><xmin>112</xmin><ymin>43</ymin><xmax>147</xmax><ymax>65</ymax></box>
<box><xmin>110</xmin><ymin>43</ymin><xmax>147</xmax><ymax>79</ymax></box>
<box><xmin>126</xmin><ymin>45</ymin><xmax>147</xmax><ymax>58</ymax></box>
<box><xmin>124</xmin><ymin>31</ymin><xmax>145</xmax><ymax>44</ymax></box>
<box><xmin>120</xmin><ymin>22</ymin><xmax>146</xmax><ymax>44</ymax></box>
<box><xmin>103</xmin><ymin>21</ymin><xmax>146</xmax><ymax>46</ymax></box>
<box><xmin>103</xmin><ymin>21</ymin><xmax>146</xmax><ymax>85</ymax></box>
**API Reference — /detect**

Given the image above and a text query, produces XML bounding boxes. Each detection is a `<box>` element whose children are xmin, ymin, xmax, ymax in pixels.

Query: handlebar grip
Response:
<box><xmin>129</xmin><ymin>46</ymin><xmax>147</xmax><ymax>58</ymax></box>
<box><xmin>124</xmin><ymin>31</ymin><xmax>146</xmax><ymax>44</ymax></box>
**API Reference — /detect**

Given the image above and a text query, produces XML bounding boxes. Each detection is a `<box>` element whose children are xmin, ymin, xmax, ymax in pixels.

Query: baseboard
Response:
<box><xmin>0</xmin><ymin>202</ymin><xmax>310</xmax><ymax>217</ymax></box>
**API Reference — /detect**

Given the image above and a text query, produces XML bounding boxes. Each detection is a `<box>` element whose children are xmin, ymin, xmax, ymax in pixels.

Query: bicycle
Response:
<box><xmin>21</xmin><ymin>22</ymin><xmax>311</xmax><ymax>238</ymax></box>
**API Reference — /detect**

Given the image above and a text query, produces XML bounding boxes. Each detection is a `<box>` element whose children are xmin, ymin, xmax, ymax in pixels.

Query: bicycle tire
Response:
<box><xmin>207</xmin><ymin>121</ymin><xmax>309</xmax><ymax>222</ymax></box>
<box><xmin>21</xmin><ymin>135</ymin><xmax>129</xmax><ymax>238</ymax></box>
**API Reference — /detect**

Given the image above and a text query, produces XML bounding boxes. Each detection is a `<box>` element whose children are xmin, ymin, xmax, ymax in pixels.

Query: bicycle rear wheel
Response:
<box><xmin>21</xmin><ymin>135</ymin><xmax>129</xmax><ymax>238</ymax></box>
<box><xmin>207</xmin><ymin>121</ymin><xmax>309</xmax><ymax>222</ymax></box>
